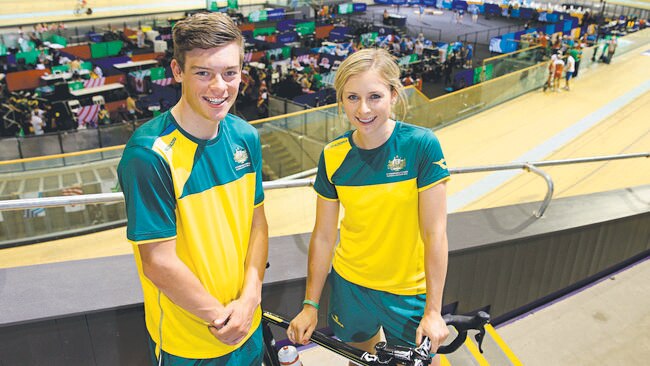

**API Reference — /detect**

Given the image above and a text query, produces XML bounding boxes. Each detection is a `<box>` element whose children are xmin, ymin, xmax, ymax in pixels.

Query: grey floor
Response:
<box><xmin>296</xmin><ymin>258</ymin><xmax>650</xmax><ymax>365</ymax></box>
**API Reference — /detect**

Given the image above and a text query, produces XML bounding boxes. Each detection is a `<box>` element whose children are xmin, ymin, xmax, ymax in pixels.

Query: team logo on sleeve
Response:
<box><xmin>387</xmin><ymin>156</ymin><xmax>408</xmax><ymax>177</ymax></box>
<box><xmin>432</xmin><ymin>158</ymin><xmax>447</xmax><ymax>169</ymax></box>
<box><xmin>233</xmin><ymin>146</ymin><xmax>251</xmax><ymax>170</ymax></box>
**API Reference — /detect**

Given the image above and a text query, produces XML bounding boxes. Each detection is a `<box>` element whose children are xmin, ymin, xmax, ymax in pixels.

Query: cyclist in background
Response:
<box><xmin>287</xmin><ymin>48</ymin><xmax>450</xmax><ymax>365</ymax></box>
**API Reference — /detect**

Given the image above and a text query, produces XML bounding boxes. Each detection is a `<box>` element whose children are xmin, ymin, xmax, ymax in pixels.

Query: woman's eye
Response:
<box><xmin>370</xmin><ymin>94</ymin><xmax>382</xmax><ymax>100</ymax></box>
<box><xmin>225</xmin><ymin>70</ymin><xmax>239</xmax><ymax>77</ymax></box>
<box><xmin>347</xmin><ymin>95</ymin><xmax>358</xmax><ymax>101</ymax></box>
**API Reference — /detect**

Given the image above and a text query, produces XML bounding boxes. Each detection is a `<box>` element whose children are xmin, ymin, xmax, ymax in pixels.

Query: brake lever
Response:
<box><xmin>437</xmin><ymin>311</ymin><xmax>490</xmax><ymax>354</ymax></box>
<box><xmin>475</xmin><ymin>326</ymin><xmax>486</xmax><ymax>353</ymax></box>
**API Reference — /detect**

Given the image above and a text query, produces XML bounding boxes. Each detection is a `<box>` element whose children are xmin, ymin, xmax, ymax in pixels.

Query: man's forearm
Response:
<box><xmin>241</xmin><ymin>206</ymin><xmax>269</xmax><ymax>303</ymax></box>
<box><xmin>142</xmin><ymin>247</ymin><xmax>226</xmax><ymax>323</ymax></box>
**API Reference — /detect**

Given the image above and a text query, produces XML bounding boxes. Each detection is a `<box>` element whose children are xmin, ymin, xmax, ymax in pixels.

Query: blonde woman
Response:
<box><xmin>287</xmin><ymin>48</ymin><xmax>450</xmax><ymax>365</ymax></box>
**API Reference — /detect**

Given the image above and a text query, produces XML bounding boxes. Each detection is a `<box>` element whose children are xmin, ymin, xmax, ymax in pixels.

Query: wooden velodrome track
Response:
<box><xmin>0</xmin><ymin>0</ymin><xmax>206</xmax><ymax>28</ymax></box>
<box><xmin>1</xmin><ymin>40</ymin><xmax>649</xmax><ymax>269</ymax></box>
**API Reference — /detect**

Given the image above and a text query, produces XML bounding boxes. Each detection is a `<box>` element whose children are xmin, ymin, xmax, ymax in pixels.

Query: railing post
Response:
<box><xmin>303</xmin><ymin>104</ymin><xmax>308</xmax><ymax>137</ymax></box>
<box><xmin>17</xmin><ymin>137</ymin><xmax>25</xmax><ymax>171</ymax></box>
<box><xmin>97</xmin><ymin>126</ymin><xmax>104</xmax><ymax>149</ymax></box>
<box><xmin>57</xmin><ymin>131</ymin><xmax>64</xmax><ymax>158</ymax></box>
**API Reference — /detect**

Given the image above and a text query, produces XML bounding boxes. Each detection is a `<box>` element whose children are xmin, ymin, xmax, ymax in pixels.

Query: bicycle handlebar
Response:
<box><xmin>262</xmin><ymin>310</ymin><xmax>490</xmax><ymax>366</ymax></box>
<box><xmin>439</xmin><ymin>311</ymin><xmax>490</xmax><ymax>354</ymax></box>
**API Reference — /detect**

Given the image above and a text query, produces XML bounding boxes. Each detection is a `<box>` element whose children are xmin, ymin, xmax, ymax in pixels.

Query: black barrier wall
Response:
<box><xmin>1</xmin><ymin>186</ymin><xmax>649</xmax><ymax>365</ymax></box>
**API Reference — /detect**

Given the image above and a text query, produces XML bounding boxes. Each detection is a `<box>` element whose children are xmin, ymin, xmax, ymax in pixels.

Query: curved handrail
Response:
<box><xmin>1</xmin><ymin>153</ymin><xmax>647</xmax><ymax>219</ymax></box>
<box><xmin>524</xmin><ymin>163</ymin><xmax>554</xmax><ymax>218</ymax></box>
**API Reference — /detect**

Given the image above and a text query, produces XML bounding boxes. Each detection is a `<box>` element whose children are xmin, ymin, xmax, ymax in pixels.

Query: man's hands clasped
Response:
<box><xmin>208</xmin><ymin>297</ymin><xmax>259</xmax><ymax>345</ymax></box>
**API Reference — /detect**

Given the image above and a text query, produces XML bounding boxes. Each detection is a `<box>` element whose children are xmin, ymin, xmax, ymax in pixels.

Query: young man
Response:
<box><xmin>117</xmin><ymin>13</ymin><xmax>268</xmax><ymax>366</ymax></box>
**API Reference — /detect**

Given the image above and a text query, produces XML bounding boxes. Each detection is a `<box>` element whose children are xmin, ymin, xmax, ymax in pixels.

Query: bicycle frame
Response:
<box><xmin>261</xmin><ymin>310</ymin><xmax>490</xmax><ymax>366</ymax></box>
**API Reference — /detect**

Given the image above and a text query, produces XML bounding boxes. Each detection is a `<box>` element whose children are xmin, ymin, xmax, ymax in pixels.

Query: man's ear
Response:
<box><xmin>170</xmin><ymin>59</ymin><xmax>183</xmax><ymax>83</ymax></box>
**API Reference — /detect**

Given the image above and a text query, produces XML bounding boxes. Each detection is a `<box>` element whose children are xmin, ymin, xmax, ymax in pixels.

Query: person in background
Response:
<box><xmin>564</xmin><ymin>52</ymin><xmax>575</xmax><ymax>91</ymax></box>
<box><xmin>125</xmin><ymin>94</ymin><xmax>142</xmax><ymax>121</ymax></box>
<box><xmin>30</xmin><ymin>110</ymin><xmax>45</xmax><ymax>135</ymax></box>
<box><xmin>97</xmin><ymin>104</ymin><xmax>111</xmax><ymax>125</ymax></box>
<box><xmin>93</xmin><ymin>64</ymin><xmax>103</xmax><ymax>78</ymax></box>
<box><xmin>552</xmin><ymin>52</ymin><xmax>565</xmax><ymax>92</ymax></box>
<box><xmin>287</xmin><ymin>48</ymin><xmax>450</xmax><ymax>366</ymax></box>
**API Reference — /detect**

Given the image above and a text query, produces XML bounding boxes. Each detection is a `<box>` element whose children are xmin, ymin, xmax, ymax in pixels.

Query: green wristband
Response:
<box><xmin>302</xmin><ymin>299</ymin><xmax>320</xmax><ymax>310</ymax></box>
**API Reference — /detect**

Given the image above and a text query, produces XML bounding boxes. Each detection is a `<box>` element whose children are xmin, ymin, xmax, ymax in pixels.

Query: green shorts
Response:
<box><xmin>147</xmin><ymin>324</ymin><xmax>263</xmax><ymax>366</ymax></box>
<box><xmin>327</xmin><ymin>269</ymin><xmax>426</xmax><ymax>347</ymax></box>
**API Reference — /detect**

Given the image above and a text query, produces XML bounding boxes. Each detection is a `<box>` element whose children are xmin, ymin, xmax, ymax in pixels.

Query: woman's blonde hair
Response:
<box><xmin>333</xmin><ymin>48</ymin><xmax>408</xmax><ymax>120</ymax></box>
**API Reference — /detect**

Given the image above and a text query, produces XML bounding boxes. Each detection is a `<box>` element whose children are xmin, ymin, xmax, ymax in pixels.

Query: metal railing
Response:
<box><xmin>2</xmin><ymin>153</ymin><xmax>648</xmax><ymax>218</ymax></box>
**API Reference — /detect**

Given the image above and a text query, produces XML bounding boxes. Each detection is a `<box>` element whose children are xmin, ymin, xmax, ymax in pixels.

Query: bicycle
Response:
<box><xmin>261</xmin><ymin>310</ymin><xmax>490</xmax><ymax>366</ymax></box>
<box><xmin>73</xmin><ymin>0</ymin><xmax>92</xmax><ymax>16</ymax></box>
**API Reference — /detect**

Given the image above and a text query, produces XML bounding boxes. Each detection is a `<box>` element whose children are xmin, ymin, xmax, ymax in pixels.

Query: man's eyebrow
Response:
<box><xmin>189</xmin><ymin>65</ymin><xmax>240</xmax><ymax>71</ymax></box>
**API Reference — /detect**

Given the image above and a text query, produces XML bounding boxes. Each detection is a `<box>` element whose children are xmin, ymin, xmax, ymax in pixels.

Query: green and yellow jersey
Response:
<box><xmin>117</xmin><ymin>111</ymin><xmax>264</xmax><ymax>359</ymax></box>
<box><xmin>314</xmin><ymin>121</ymin><xmax>449</xmax><ymax>295</ymax></box>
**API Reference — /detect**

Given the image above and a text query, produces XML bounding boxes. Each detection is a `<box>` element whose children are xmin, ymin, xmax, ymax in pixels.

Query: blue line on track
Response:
<box><xmin>447</xmin><ymin>78</ymin><xmax>650</xmax><ymax>212</ymax></box>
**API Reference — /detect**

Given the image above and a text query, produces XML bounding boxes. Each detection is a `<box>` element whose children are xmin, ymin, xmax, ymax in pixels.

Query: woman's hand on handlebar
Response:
<box><xmin>287</xmin><ymin>306</ymin><xmax>319</xmax><ymax>345</ymax></box>
<box><xmin>416</xmin><ymin>311</ymin><xmax>449</xmax><ymax>352</ymax></box>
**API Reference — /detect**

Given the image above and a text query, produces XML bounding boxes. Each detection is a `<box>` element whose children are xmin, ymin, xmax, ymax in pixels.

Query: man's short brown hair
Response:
<box><xmin>172</xmin><ymin>12</ymin><xmax>244</xmax><ymax>70</ymax></box>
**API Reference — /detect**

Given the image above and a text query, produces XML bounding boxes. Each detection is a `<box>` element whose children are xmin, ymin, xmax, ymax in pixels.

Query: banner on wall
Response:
<box><xmin>489</xmin><ymin>37</ymin><xmax>502</xmax><ymax>53</ymax></box>
<box><xmin>473</xmin><ymin>64</ymin><xmax>493</xmax><ymax>84</ymax></box>
<box><xmin>253</xmin><ymin>27</ymin><xmax>276</xmax><ymax>37</ymax></box>
<box><xmin>268</xmin><ymin>8</ymin><xmax>285</xmax><ymax>21</ymax></box>
<box><xmin>397</xmin><ymin>54</ymin><xmax>418</xmax><ymax>66</ymax></box>
<box><xmin>353</xmin><ymin>3</ymin><xmax>367</xmax><ymax>12</ymax></box>
<box><xmin>360</xmin><ymin>32</ymin><xmax>378</xmax><ymax>46</ymax></box>
<box><xmin>248</xmin><ymin>10</ymin><xmax>268</xmax><ymax>22</ymax></box>
<box><xmin>62</xmin><ymin>185</ymin><xmax>85</xmax><ymax>213</ymax></box>
<box><xmin>21</xmin><ymin>192</ymin><xmax>45</xmax><ymax>218</ymax></box>
<box><xmin>227</xmin><ymin>0</ymin><xmax>238</xmax><ymax>9</ymax></box>
<box><xmin>339</xmin><ymin>3</ymin><xmax>354</xmax><ymax>14</ymax></box>
<box><xmin>208</xmin><ymin>1</ymin><xmax>228</xmax><ymax>11</ymax></box>
<box><xmin>278</xmin><ymin>32</ymin><xmax>298</xmax><ymax>44</ymax></box>
<box><xmin>296</xmin><ymin>22</ymin><xmax>315</xmax><ymax>36</ymax></box>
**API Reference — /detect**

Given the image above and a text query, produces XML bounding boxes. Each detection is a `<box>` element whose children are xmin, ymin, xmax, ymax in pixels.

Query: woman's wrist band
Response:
<box><xmin>302</xmin><ymin>299</ymin><xmax>320</xmax><ymax>310</ymax></box>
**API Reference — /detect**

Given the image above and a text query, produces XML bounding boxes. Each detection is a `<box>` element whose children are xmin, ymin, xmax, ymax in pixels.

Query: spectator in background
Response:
<box><xmin>136</xmin><ymin>28</ymin><xmax>146</xmax><ymax>48</ymax></box>
<box><xmin>414</xmin><ymin>74</ymin><xmax>423</xmax><ymax>91</ymax></box>
<box><xmin>30</xmin><ymin>110</ymin><xmax>45</xmax><ymax>135</ymax></box>
<box><xmin>543</xmin><ymin>51</ymin><xmax>558</xmax><ymax>92</ymax></box>
<box><xmin>471</xmin><ymin>5</ymin><xmax>479</xmax><ymax>23</ymax></box>
<box><xmin>606</xmin><ymin>36</ymin><xmax>617</xmax><ymax>63</ymax></box>
<box><xmin>443</xmin><ymin>59</ymin><xmax>453</xmax><ymax>86</ymax></box>
<box><xmin>98</xmin><ymin>105</ymin><xmax>111</xmax><ymax>125</ymax></box>
<box><xmin>298</xmin><ymin>74</ymin><xmax>311</xmax><ymax>93</ymax></box>
<box><xmin>126</xmin><ymin>94</ymin><xmax>142</xmax><ymax>121</ymax></box>
<box><xmin>257</xmin><ymin>80</ymin><xmax>269</xmax><ymax>118</ymax></box>
<box><xmin>569</xmin><ymin>46</ymin><xmax>582</xmax><ymax>78</ymax></box>
<box><xmin>402</xmin><ymin>73</ymin><xmax>414</xmax><ymax>86</ymax></box>
<box><xmin>93</xmin><ymin>64</ymin><xmax>103</xmax><ymax>78</ymax></box>
<box><xmin>564</xmin><ymin>53</ymin><xmax>575</xmax><ymax>91</ymax></box>
<box><xmin>69</xmin><ymin>58</ymin><xmax>81</xmax><ymax>78</ymax></box>
<box><xmin>552</xmin><ymin>52</ymin><xmax>565</xmax><ymax>92</ymax></box>
<box><xmin>290</xmin><ymin>56</ymin><xmax>304</xmax><ymax>72</ymax></box>
<box><xmin>414</xmin><ymin>40</ymin><xmax>424</xmax><ymax>59</ymax></box>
